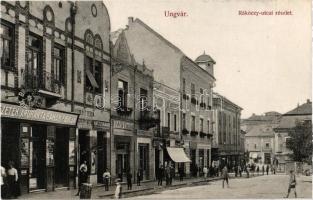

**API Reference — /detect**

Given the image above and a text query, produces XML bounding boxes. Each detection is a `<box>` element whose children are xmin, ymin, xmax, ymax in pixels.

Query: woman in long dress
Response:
<box><xmin>7</xmin><ymin>161</ymin><xmax>19</xmax><ymax>198</ymax></box>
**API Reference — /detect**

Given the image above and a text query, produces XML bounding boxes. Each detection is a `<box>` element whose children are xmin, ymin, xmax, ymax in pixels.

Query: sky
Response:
<box><xmin>103</xmin><ymin>0</ymin><xmax>311</xmax><ymax>118</ymax></box>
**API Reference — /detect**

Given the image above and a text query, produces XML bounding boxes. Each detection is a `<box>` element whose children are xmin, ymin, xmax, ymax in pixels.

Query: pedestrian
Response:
<box><xmin>284</xmin><ymin>170</ymin><xmax>297</xmax><ymax>198</ymax></box>
<box><xmin>262</xmin><ymin>165</ymin><xmax>265</xmax><ymax>175</ymax></box>
<box><xmin>103</xmin><ymin>169</ymin><xmax>111</xmax><ymax>191</ymax></box>
<box><xmin>114</xmin><ymin>179</ymin><xmax>122</xmax><ymax>199</ymax></box>
<box><xmin>169</xmin><ymin>164</ymin><xmax>175</xmax><ymax>185</ymax></box>
<box><xmin>165</xmin><ymin>164</ymin><xmax>171</xmax><ymax>186</ymax></box>
<box><xmin>222</xmin><ymin>165</ymin><xmax>229</xmax><ymax>188</ymax></box>
<box><xmin>238</xmin><ymin>165</ymin><xmax>242</xmax><ymax>177</ymax></box>
<box><xmin>136</xmin><ymin>168</ymin><xmax>142</xmax><ymax>186</ymax></box>
<box><xmin>1</xmin><ymin>164</ymin><xmax>7</xmax><ymax>199</ymax></box>
<box><xmin>266</xmin><ymin>165</ymin><xmax>269</xmax><ymax>175</ymax></box>
<box><xmin>203</xmin><ymin>166</ymin><xmax>208</xmax><ymax>179</ymax></box>
<box><xmin>76</xmin><ymin>160</ymin><xmax>88</xmax><ymax>196</ymax></box>
<box><xmin>246</xmin><ymin>165</ymin><xmax>250</xmax><ymax>178</ymax></box>
<box><xmin>126</xmin><ymin>169</ymin><xmax>132</xmax><ymax>190</ymax></box>
<box><xmin>179</xmin><ymin>165</ymin><xmax>184</xmax><ymax>181</ymax></box>
<box><xmin>7</xmin><ymin>161</ymin><xmax>20</xmax><ymax>198</ymax></box>
<box><xmin>256</xmin><ymin>166</ymin><xmax>260</xmax><ymax>175</ymax></box>
<box><xmin>234</xmin><ymin>165</ymin><xmax>238</xmax><ymax>177</ymax></box>
<box><xmin>158</xmin><ymin>165</ymin><xmax>164</xmax><ymax>186</ymax></box>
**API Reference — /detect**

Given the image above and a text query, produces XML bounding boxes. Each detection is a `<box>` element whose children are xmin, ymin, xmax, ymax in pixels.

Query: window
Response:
<box><xmin>254</xmin><ymin>144</ymin><xmax>257</xmax><ymax>149</ymax></box>
<box><xmin>182</xmin><ymin>78</ymin><xmax>186</xmax><ymax>93</ymax></box>
<box><xmin>265</xmin><ymin>143</ymin><xmax>270</xmax><ymax>148</ymax></box>
<box><xmin>1</xmin><ymin>21</ymin><xmax>14</xmax><ymax>69</ymax></box>
<box><xmin>27</xmin><ymin>33</ymin><xmax>42</xmax><ymax>87</ymax></box>
<box><xmin>85</xmin><ymin>56</ymin><xmax>102</xmax><ymax>93</ymax></box>
<box><xmin>167</xmin><ymin>113</ymin><xmax>171</xmax><ymax>130</ymax></box>
<box><xmin>200</xmin><ymin>88</ymin><xmax>204</xmax><ymax>104</ymax></box>
<box><xmin>191</xmin><ymin>116</ymin><xmax>195</xmax><ymax>131</ymax></box>
<box><xmin>191</xmin><ymin>83</ymin><xmax>195</xmax><ymax>96</ymax></box>
<box><xmin>118</xmin><ymin>80</ymin><xmax>128</xmax><ymax>108</ymax></box>
<box><xmin>207</xmin><ymin>120</ymin><xmax>210</xmax><ymax>134</ymax></box>
<box><xmin>53</xmin><ymin>45</ymin><xmax>65</xmax><ymax>84</ymax></box>
<box><xmin>140</xmin><ymin>88</ymin><xmax>148</xmax><ymax>111</ymax></box>
<box><xmin>200</xmin><ymin>118</ymin><xmax>203</xmax><ymax>132</ymax></box>
<box><xmin>182</xmin><ymin>113</ymin><xmax>186</xmax><ymax>129</ymax></box>
<box><xmin>285</xmin><ymin>137</ymin><xmax>292</xmax><ymax>149</ymax></box>
<box><xmin>174</xmin><ymin>114</ymin><xmax>177</xmax><ymax>131</ymax></box>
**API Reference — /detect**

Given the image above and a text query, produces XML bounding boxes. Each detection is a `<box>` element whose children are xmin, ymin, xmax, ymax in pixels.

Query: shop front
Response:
<box><xmin>111</xmin><ymin>119</ymin><xmax>135</xmax><ymax>181</ymax></box>
<box><xmin>1</xmin><ymin>103</ymin><xmax>79</xmax><ymax>194</ymax></box>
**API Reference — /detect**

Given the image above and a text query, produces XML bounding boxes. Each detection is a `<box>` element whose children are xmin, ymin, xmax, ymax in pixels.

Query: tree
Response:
<box><xmin>287</xmin><ymin>120</ymin><xmax>312</xmax><ymax>164</ymax></box>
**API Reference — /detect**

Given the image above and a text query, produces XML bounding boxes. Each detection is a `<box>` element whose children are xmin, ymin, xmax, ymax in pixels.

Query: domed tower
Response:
<box><xmin>195</xmin><ymin>51</ymin><xmax>216</xmax><ymax>76</ymax></box>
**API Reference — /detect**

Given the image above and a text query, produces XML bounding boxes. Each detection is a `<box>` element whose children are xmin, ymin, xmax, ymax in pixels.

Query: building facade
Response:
<box><xmin>1</xmin><ymin>1</ymin><xmax>111</xmax><ymax>194</ymax></box>
<box><xmin>212</xmin><ymin>93</ymin><xmax>243</xmax><ymax>169</ymax></box>
<box><xmin>116</xmin><ymin>17</ymin><xmax>214</xmax><ymax>176</ymax></box>
<box><xmin>241</xmin><ymin>112</ymin><xmax>281</xmax><ymax>166</ymax></box>
<box><xmin>111</xmin><ymin>29</ymin><xmax>157</xmax><ymax>181</ymax></box>
<box><xmin>273</xmin><ymin>100</ymin><xmax>312</xmax><ymax>172</ymax></box>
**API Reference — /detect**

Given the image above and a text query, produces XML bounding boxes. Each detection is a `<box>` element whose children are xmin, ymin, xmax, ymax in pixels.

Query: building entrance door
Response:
<box><xmin>29</xmin><ymin>125</ymin><xmax>46</xmax><ymax>191</ymax></box>
<box><xmin>116</xmin><ymin>143</ymin><xmax>129</xmax><ymax>181</ymax></box>
<box><xmin>55</xmin><ymin>127</ymin><xmax>69</xmax><ymax>188</ymax></box>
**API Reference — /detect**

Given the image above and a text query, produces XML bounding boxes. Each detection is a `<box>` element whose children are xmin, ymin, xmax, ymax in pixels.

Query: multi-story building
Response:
<box><xmin>1</xmin><ymin>1</ymin><xmax>111</xmax><ymax>194</ymax></box>
<box><xmin>212</xmin><ymin>93</ymin><xmax>243</xmax><ymax>169</ymax></box>
<box><xmin>113</xmin><ymin>17</ymin><xmax>214</xmax><ymax>176</ymax></box>
<box><xmin>111</xmin><ymin>29</ymin><xmax>157</xmax><ymax>181</ymax></box>
<box><xmin>241</xmin><ymin>112</ymin><xmax>281</xmax><ymax>166</ymax></box>
<box><xmin>273</xmin><ymin>99</ymin><xmax>312</xmax><ymax>172</ymax></box>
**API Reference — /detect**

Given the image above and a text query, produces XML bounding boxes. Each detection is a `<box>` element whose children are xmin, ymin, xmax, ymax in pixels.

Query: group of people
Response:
<box><xmin>156</xmin><ymin>163</ymin><xmax>175</xmax><ymax>186</ymax></box>
<box><xmin>1</xmin><ymin>161</ymin><xmax>20</xmax><ymax>199</ymax></box>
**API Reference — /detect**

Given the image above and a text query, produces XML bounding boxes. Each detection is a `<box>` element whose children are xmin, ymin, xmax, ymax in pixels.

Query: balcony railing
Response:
<box><xmin>200</xmin><ymin>102</ymin><xmax>206</xmax><ymax>108</ymax></box>
<box><xmin>199</xmin><ymin>131</ymin><xmax>206</xmax><ymax>138</ymax></box>
<box><xmin>23</xmin><ymin>69</ymin><xmax>61</xmax><ymax>94</ymax></box>
<box><xmin>139</xmin><ymin>110</ymin><xmax>160</xmax><ymax>130</ymax></box>
<box><xmin>116</xmin><ymin>106</ymin><xmax>133</xmax><ymax>116</ymax></box>
<box><xmin>190</xmin><ymin>130</ymin><xmax>198</xmax><ymax>137</ymax></box>
<box><xmin>182</xmin><ymin>128</ymin><xmax>189</xmax><ymax>135</ymax></box>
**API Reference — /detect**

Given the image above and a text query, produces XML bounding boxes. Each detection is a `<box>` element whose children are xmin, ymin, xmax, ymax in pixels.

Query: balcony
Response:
<box><xmin>207</xmin><ymin>105</ymin><xmax>212</xmax><ymax>110</ymax></box>
<box><xmin>182</xmin><ymin>128</ymin><xmax>189</xmax><ymax>135</ymax></box>
<box><xmin>199</xmin><ymin>131</ymin><xmax>206</xmax><ymax>138</ymax></box>
<box><xmin>23</xmin><ymin>70</ymin><xmax>62</xmax><ymax>98</ymax></box>
<box><xmin>190</xmin><ymin>130</ymin><xmax>198</xmax><ymax>137</ymax></box>
<box><xmin>191</xmin><ymin>97</ymin><xmax>198</xmax><ymax>105</ymax></box>
<box><xmin>139</xmin><ymin>110</ymin><xmax>160</xmax><ymax>130</ymax></box>
<box><xmin>200</xmin><ymin>102</ymin><xmax>206</xmax><ymax>109</ymax></box>
<box><xmin>182</xmin><ymin>93</ymin><xmax>189</xmax><ymax>100</ymax></box>
<box><xmin>116</xmin><ymin>106</ymin><xmax>133</xmax><ymax>116</ymax></box>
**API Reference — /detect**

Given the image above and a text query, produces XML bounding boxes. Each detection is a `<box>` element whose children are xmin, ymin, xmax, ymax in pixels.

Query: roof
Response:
<box><xmin>245</xmin><ymin>124</ymin><xmax>275</xmax><ymax>137</ymax></box>
<box><xmin>195</xmin><ymin>52</ymin><xmax>216</xmax><ymax>64</ymax></box>
<box><xmin>284</xmin><ymin>101</ymin><xmax>312</xmax><ymax>116</ymax></box>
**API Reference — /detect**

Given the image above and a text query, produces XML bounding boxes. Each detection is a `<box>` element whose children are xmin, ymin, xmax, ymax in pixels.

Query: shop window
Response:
<box><xmin>118</xmin><ymin>80</ymin><xmax>128</xmax><ymax>108</ymax></box>
<box><xmin>53</xmin><ymin>45</ymin><xmax>65</xmax><ymax>84</ymax></box>
<box><xmin>0</xmin><ymin>21</ymin><xmax>14</xmax><ymax>69</ymax></box>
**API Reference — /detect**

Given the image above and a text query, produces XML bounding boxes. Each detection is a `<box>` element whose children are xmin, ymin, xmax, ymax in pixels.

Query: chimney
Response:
<box><xmin>128</xmin><ymin>17</ymin><xmax>134</xmax><ymax>25</ymax></box>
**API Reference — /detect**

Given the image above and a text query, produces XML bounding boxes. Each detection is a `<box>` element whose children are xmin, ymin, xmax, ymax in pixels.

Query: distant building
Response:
<box><xmin>241</xmin><ymin>112</ymin><xmax>281</xmax><ymax>165</ymax></box>
<box><xmin>273</xmin><ymin>99</ymin><xmax>312</xmax><ymax>171</ymax></box>
<box><xmin>212</xmin><ymin>93</ymin><xmax>243</xmax><ymax>168</ymax></box>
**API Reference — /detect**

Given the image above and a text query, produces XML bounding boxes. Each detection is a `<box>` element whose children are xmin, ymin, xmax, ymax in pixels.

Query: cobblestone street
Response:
<box><xmin>127</xmin><ymin>175</ymin><xmax>312</xmax><ymax>199</ymax></box>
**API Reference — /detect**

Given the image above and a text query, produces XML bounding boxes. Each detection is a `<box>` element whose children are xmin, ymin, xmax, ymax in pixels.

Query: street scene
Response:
<box><xmin>0</xmin><ymin>0</ymin><xmax>311</xmax><ymax>199</ymax></box>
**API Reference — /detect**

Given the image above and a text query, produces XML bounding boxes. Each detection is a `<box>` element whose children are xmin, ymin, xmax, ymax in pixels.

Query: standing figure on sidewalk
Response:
<box><xmin>256</xmin><ymin>166</ymin><xmax>260</xmax><ymax>175</ymax></box>
<box><xmin>76</xmin><ymin>160</ymin><xmax>88</xmax><ymax>196</ymax></box>
<box><xmin>103</xmin><ymin>169</ymin><xmax>111</xmax><ymax>191</ymax></box>
<box><xmin>203</xmin><ymin>166</ymin><xmax>208</xmax><ymax>179</ymax></box>
<box><xmin>179</xmin><ymin>165</ymin><xmax>184</xmax><ymax>181</ymax></box>
<box><xmin>114</xmin><ymin>180</ymin><xmax>122</xmax><ymax>199</ymax></box>
<box><xmin>7</xmin><ymin>161</ymin><xmax>20</xmax><ymax>198</ymax></box>
<box><xmin>262</xmin><ymin>165</ymin><xmax>265</xmax><ymax>175</ymax></box>
<box><xmin>285</xmin><ymin>170</ymin><xmax>297</xmax><ymax>198</ymax></box>
<box><xmin>158</xmin><ymin>165</ymin><xmax>164</xmax><ymax>186</ymax></box>
<box><xmin>165</xmin><ymin>164</ymin><xmax>171</xmax><ymax>186</ymax></box>
<box><xmin>266</xmin><ymin>165</ymin><xmax>269</xmax><ymax>175</ymax></box>
<box><xmin>1</xmin><ymin>165</ymin><xmax>7</xmax><ymax>199</ymax></box>
<box><xmin>238</xmin><ymin>165</ymin><xmax>242</xmax><ymax>177</ymax></box>
<box><xmin>126</xmin><ymin>169</ymin><xmax>132</xmax><ymax>190</ymax></box>
<box><xmin>136</xmin><ymin>168</ymin><xmax>142</xmax><ymax>186</ymax></box>
<box><xmin>169</xmin><ymin>163</ymin><xmax>175</xmax><ymax>185</ymax></box>
<box><xmin>222</xmin><ymin>165</ymin><xmax>229</xmax><ymax>188</ymax></box>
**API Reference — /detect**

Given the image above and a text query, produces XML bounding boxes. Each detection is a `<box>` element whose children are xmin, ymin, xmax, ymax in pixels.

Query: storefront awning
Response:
<box><xmin>166</xmin><ymin>147</ymin><xmax>191</xmax><ymax>163</ymax></box>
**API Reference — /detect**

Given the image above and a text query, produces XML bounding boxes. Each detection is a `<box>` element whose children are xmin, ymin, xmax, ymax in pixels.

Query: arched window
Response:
<box><xmin>84</xmin><ymin>30</ymin><xmax>94</xmax><ymax>46</ymax></box>
<box><xmin>94</xmin><ymin>34</ymin><xmax>103</xmax><ymax>50</ymax></box>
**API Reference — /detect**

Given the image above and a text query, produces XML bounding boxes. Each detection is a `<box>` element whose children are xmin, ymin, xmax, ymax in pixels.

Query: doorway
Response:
<box><xmin>97</xmin><ymin>132</ymin><xmax>106</xmax><ymax>183</ymax></box>
<box><xmin>116</xmin><ymin>143</ymin><xmax>129</xmax><ymax>181</ymax></box>
<box><xmin>29</xmin><ymin>125</ymin><xmax>46</xmax><ymax>191</ymax></box>
<box><xmin>1</xmin><ymin>121</ymin><xmax>19</xmax><ymax>170</ymax></box>
<box><xmin>55</xmin><ymin>127</ymin><xmax>69</xmax><ymax>188</ymax></box>
<box><xmin>79</xmin><ymin>130</ymin><xmax>90</xmax><ymax>173</ymax></box>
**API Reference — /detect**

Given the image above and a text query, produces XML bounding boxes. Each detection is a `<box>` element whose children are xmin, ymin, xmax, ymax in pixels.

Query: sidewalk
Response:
<box><xmin>21</xmin><ymin>174</ymin><xmax>264</xmax><ymax>199</ymax></box>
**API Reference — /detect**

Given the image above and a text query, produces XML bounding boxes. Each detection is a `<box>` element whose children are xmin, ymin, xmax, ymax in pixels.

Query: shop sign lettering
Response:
<box><xmin>113</xmin><ymin>120</ymin><xmax>133</xmax><ymax>130</ymax></box>
<box><xmin>1</xmin><ymin>103</ymin><xmax>78</xmax><ymax>126</ymax></box>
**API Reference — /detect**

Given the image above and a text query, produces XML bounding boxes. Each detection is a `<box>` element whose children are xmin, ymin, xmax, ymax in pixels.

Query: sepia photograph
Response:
<box><xmin>0</xmin><ymin>0</ymin><xmax>312</xmax><ymax>199</ymax></box>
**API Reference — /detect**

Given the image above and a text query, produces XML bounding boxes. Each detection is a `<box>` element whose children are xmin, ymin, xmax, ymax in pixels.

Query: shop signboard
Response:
<box><xmin>1</xmin><ymin>103</ymin><xmax>78</xmax><ymax>126</ymax></box>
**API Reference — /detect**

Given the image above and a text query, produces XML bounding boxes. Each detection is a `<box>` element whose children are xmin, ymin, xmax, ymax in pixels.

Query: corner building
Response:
<box><xmin>1</xmin><ymin>1</ymin><xmax>111</xmax><ymax>194</ymax></box>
